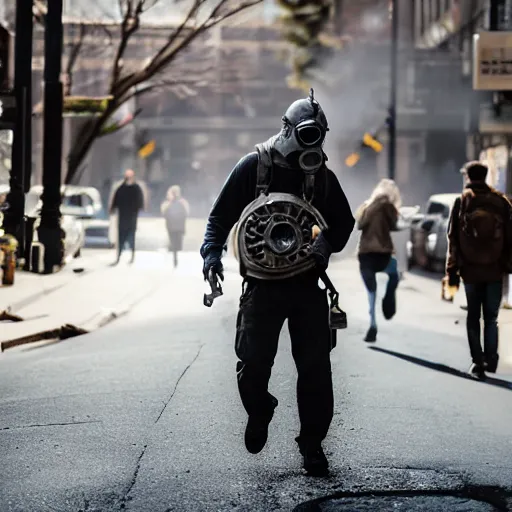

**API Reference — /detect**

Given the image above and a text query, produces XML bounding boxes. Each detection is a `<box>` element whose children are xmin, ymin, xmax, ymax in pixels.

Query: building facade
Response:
<box><xmin>412</xmin><ymin>0</ymin><xmax>512</xmax><ymax>196</ymax></box>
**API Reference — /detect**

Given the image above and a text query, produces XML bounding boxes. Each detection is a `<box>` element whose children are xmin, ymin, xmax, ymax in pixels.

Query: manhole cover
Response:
<box><xmin>300</xmin><ymin>496</ymin><xmax>499</xmax><ymax>511</ymax></box>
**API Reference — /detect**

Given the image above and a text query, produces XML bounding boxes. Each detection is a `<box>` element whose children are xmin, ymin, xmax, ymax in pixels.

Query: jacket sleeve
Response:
<box><xmin>385</xmin><ymin>203</ymin><xmax>399</xmax><ymax>231</ymax></box>
<box><xmin>200</xmin><ymin>152</ymin><xmax>258</xmax><ymax>258</ymax></box>
<box><xmin>503</xmin><ymin>195</ymin><xmax>512</xmax><ymax>267</ymax></box>
<box><xmin>110</xmin><ymin>187</ymin><xmax>120</xmax><ymax>212</ymax></box>
<box><xmin>181</xmin><ymin>198</ymin><xmax>190</xmax><ymax>216</ymax></box>
<box><xmin>356</xmin><ymin>203</ymin><xmax>369</xmax><ymax>230</ymax></box>
<box><xmin>137</xmin><ymin>185</ymin><xmax>145</xmax><ymax>211</ymax></box>
<box><xmin>160</xmin><ymin>200</ymin><xmax>169</xmax><ymax>215</ymax></box>
<box><xmin>446</xmin><ymin>197</ymin><xmax>461</xmax><ymax>274</ymax></box>
<box><xmin>321</xmin><ymin>170</ymin><xmax>355</xmax><ymax>253</ymax></box>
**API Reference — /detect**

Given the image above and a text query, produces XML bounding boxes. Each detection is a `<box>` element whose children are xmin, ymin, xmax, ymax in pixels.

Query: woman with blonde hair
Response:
<box><xmin>356</xmin><ymin>178</ymin><xmax>401</xmax><ymax>342</ymax></box>
<box><xmin>161</xmin><ymin>185</ymin><xmax>190</xmax><ymax>267</ymax></box>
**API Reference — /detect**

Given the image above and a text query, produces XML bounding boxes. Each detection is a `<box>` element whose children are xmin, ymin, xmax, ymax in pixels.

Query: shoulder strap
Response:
<box><xmin>254</xmin><ymin>140</ymin><xmax>273</xmax><ymax>198</ymax></box>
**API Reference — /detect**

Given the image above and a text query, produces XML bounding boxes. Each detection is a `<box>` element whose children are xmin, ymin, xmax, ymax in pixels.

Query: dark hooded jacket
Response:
<box><xmin>446</xmin><ymin>182</ymin><xmax>512</xmax><ymax>283</ymax></box>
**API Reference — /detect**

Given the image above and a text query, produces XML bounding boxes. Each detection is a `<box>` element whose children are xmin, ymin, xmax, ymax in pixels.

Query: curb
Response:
<box><xmin>0</xmin><ymin>278</ymin><xmax>163</xmax><ymax>353</ymax></box>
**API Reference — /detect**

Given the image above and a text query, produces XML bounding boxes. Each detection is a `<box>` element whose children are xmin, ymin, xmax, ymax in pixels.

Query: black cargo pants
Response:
<box><xmin>235</xmin><ymin>272</ymin><xmax>333</xmax><ymax>448</ymax></box>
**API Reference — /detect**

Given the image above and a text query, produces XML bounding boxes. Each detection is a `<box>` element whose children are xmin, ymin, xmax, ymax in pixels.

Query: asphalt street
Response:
<box><xmin>1</xmin><ymin>250</ymin><xmax>512</xmax><ymax>512</ymax></box>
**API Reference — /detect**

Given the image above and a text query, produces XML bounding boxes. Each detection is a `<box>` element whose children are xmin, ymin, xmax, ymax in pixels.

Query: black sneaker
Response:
<box><xmin>244</xmin><ymin>397</ymin><xmax>278</xmax><ymax>454</ymax></box>
<box><xmin>364</xmin><ymin>326</ymin><xmax>377</xmax><ymax>342</ymax></box>
<box><xmin>469</xmin><ymin>363</ymin><xmax>486</xmax><ymax>380</ymax></box>
<box><xmin>299</xmin><ymin>444</ymin><xmax>329</xmax><ymax>477</ymax></box>
<box><xmin>382</xmin><ymin>290</ymin><xmax>396</xmax><ymax>320</ymax></box>
<box><xmin>484</xmin><ymin>355</ymin><xmax>499</xmax><ymax>374</ymax></box>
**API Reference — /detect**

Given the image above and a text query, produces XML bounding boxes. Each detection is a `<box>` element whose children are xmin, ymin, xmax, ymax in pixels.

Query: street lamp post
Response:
<box><xmin>388</xmin><ymin>0</ymin><xmax>398</xmax><ymax>181</ymax></box>
<box><xmin>2</xmin><ymin>0</ymin><xmax>33</xmax><ymax>263</ymax></box>
<box><xmin>38</xmin><ymin>0</ymin><xmax>64</xmax><ymax>273</ymax></box>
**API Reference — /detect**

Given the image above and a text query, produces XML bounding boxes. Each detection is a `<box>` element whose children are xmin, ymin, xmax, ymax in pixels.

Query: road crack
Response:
<box><xmin>117</xmin><ymin>343</ymin><xmax>203</xmax><ymax>510</ymax></box>
<box><xmin>154</xmin><ymin>343</ymin><xmax>203</xmax><ymax>424</ymax></box>
<box><xmin>1</xmin><ymin>420</ymin><xmax>101</xmax><ymax>430</ymax></box>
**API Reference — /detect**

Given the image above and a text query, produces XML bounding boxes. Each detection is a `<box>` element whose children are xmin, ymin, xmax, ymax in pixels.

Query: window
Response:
<box><xmin>426</xmin><ymin>201</ymin><xmax>445</xmax><ymax>215</ymax></box>
<box><xmin>63</xmin><ymin>194</ymin><xmax>82</xmax><ymax>207</ymax></box>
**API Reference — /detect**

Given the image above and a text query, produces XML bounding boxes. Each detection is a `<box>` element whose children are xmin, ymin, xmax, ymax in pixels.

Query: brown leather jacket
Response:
<box><xmin>356</xmin><ymin>196</ymin><xmax>399</xmax><ymax>255</ymax></box>
<box><xmin>446</xmin><ymin>182</ymin><xmax>512</xmax><ymax>284</ymax></box>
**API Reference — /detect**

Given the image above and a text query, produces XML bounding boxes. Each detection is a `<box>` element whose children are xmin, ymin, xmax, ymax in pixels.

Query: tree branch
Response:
<box><xmin>118</xmin><ymin>75</ymin><xmax>210</xmax><ymax>105</ymax></box>
<box><xmin>65</xmin><ymin>0</ymin><xmax>264</xmax><ymax>185</ymax></box>
<box><xmin>142</xmin><ymin>0</ymin><xmax>210</xmax><ymax>76</ymax></box>
<box><xmin>109</xmin><ymin>0</ymin><xmax>145</xmax><ymax>92</ymax></box>
<box><xmin>64</xmin><ymin>23</ymin><xmax>87</xmax><ymax>95</ymax></box>
<box><xmin>112</xmin><ymin>0</ymin><xmax>261</xmax><ymax>99</ymax></box>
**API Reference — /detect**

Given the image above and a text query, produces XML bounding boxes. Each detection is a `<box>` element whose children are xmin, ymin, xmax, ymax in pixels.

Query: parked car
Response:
<box><xmin>62</xmin><ymin>186</ymin><xmax>113</xmax><ymax>248</ymax></box>
<box><xmin>30</xmin><ymin>185</ymin><xmax>113</xmax><ymax>248</ymax></box>
<box><xmin>407</xmin><ymin>193</ymin><xmax>459</xmax><ymax>272</ymax></box>
<box><xmin>26</xmin><ymin>186</ymin><xmax>85</xmax><ymax>262</ymax></box>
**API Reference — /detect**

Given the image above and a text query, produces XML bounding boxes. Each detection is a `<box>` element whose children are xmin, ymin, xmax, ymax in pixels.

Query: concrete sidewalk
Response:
<box><xmin>0</xmin><ymin>249</ymin><xmax>174</xmax><ymax>352</ymax></box>
<box><xmin>0</xmin><ymin>251</ymin><xmax>108</xmax><ymax>313</ymax></box>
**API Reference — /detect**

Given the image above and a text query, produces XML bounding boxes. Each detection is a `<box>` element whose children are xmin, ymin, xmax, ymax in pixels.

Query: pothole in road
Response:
<box><xmin>298</xmin><ymin>495</ymin><xmax>497</xmax><ymax>511</ymax></box>
<box><xmin>294</xmin><ymin>489</ymin><xmax>510</xmax><ymax>512</ymax></box>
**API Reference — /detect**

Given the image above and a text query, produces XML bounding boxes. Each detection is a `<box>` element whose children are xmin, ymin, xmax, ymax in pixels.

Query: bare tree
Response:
<box><xmin>34</xmin><ymin>0</ymin><xmax>263</xmax><ymax>183</ymax></box>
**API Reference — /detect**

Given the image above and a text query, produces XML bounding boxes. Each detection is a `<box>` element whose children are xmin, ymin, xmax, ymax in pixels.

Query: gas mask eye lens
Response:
<box><xmin>297</xmin><ymin>125</ymin><xmax>322</xmax><ymax>146</ymax></box>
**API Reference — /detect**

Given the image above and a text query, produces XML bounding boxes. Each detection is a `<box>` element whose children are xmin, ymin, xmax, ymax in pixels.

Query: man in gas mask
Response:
<box><xmin>200</xmin><ymin>90</ymin><xmax>354</xmax><ymax>476</ymax></box>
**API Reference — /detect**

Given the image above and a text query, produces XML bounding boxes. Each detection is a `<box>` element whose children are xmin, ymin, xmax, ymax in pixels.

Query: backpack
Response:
<box><xmin>165</xmin><ymin>200</ymin><xmax>187</xmax><ymax>232</ymax></box>
<box><xmin>254</xmin><ymin>139</ymin><xmax>328</xmax><ymax>203</ymax></box>
<box><xmin>458</xmin><ymin>190</ymin><xmax>506</xmax><ymax>266</ymax></box>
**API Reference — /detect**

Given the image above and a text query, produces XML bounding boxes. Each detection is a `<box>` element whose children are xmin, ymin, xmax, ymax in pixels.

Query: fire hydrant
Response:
<box><xmin>0</xmin><ymin>211</ymin><xmax>18</xmax><ymax>286</ymax></box>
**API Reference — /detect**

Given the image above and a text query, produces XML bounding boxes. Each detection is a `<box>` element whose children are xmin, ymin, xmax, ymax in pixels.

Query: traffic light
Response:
<box><xmin>362</xmin><ymin>132</ymin><xmax>383</xmax><ymax>153</ymax></box>
<box><xmin>345</xmin><ymin>152</ymin><xmax>360</xmax><ymax>168</ymax></box>
<box><xmin>138</xmin><ymin>140</ymin><xmax>155</xmax><ymax>159</ymax></box>
<box><xmin>137</xmin><ymin>130</ymin><xmax>156</xmax><ymax>159</ymax></box>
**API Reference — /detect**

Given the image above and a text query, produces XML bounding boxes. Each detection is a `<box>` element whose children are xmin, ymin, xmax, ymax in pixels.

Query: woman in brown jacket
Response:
<box><xmin>356</xmin><ymin>179</ymin><xmax>401</xmax><ymax>342</ymax></box>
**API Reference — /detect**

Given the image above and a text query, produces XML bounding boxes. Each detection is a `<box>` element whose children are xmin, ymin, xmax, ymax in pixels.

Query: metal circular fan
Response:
<box><xmin>234</xmin><ymin>192</ymin><xmax>328</xmax><ymax>280</ymax></box>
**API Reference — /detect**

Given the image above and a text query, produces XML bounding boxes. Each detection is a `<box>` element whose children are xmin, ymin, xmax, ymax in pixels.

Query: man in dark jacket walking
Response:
<box><xmin>446</xmin><ymin>161</ymin><xmax>512</xmax><ymax>378</ymax></box>
<box><xmin>110</xmin><ymin>169</ymin><xmax>145</xmax><ymax>265</ymax></box>
<box><xmin>200</xmin><ymin>90</ymin><xmax>354</xmax><ymax>476</ymax></box>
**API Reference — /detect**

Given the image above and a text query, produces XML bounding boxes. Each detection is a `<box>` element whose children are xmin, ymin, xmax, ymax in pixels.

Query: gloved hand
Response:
<box><xmin>203</xmin><ymin>250</ymin><xmax>224</xmax><ymax>282</ymax></box>
<box><xmin>447</xmin><ymin>270</ymin><xmax>460</xmax><ymax>288</ymax></box>
<box><xmin>310</xmin><ymin>233</ymin><xmax>332</xmax><ymax>271</ymax></box>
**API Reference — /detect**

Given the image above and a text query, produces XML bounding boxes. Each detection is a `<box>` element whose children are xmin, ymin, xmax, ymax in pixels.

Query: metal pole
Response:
<box><xmin>388</xmin><ymin>0</ymin><xmax>398</xmax><ymax>181</ymax></box>
<box><xmin>38</xmin><ymin>0</ymin><xmax>64</xmax><ymax>273</ymax></box>
<box><xmin>2</xmin><ymin>0</ymin><xmax>33</xmax><ymax>258</ymax></box>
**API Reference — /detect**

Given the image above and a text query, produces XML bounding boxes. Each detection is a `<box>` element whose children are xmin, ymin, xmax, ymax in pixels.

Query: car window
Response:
<box><xmin>63</xmin><ymin>194</ymin><xmax>83</xmax><ymax>207</ymax></box>
<box><xmin>426</xmin><ymin>202</ymin><xmax>445</xmax><ymax>215</ymax></box>
<box><xmin>82</xmin><ymin>194</ymin><xmax>94</xmax><ymax>207</ymax></box>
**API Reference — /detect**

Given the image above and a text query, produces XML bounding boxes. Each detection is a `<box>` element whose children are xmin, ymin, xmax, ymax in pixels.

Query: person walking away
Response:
<box><xmin>161</xmin><ymin>185</ymin><xmax>189</xmax><ymax>267</ymax></box>
<box><xmin>445</xmin><ymin>161</ymin><xmax>512</xmax><ymax>379</ymax></box>
<box><xmin>356</xmin><ymin>179</ymin><xmax>402</xmax><ymax>343</ymax></box>
<box><xmin>201</xmin><ymin>90</ymin><xmax>355</xmax><ymax>477</ymax></box>
<box><xmin>110</xmin><ymin>169</ymin><xmax>145</xmax><ymax>265</ymax></box>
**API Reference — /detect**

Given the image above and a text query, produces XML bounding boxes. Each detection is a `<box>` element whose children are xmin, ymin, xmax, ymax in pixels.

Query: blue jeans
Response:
<box><xmin>463</xmin><ymin>281</ymin><xmax>502</xmax><ymax>368</ymax></box>
<box><xmin>359</xmin><ymin>253</ymin><xmax>400</xmax><ymax>328</ymax></box>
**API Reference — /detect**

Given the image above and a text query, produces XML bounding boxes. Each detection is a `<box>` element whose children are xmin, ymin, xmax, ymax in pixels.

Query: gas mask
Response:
<box><xmin>273</xmin><ymin>88</ymin><xmax>329</xmax><ymax>175</ymax></box>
